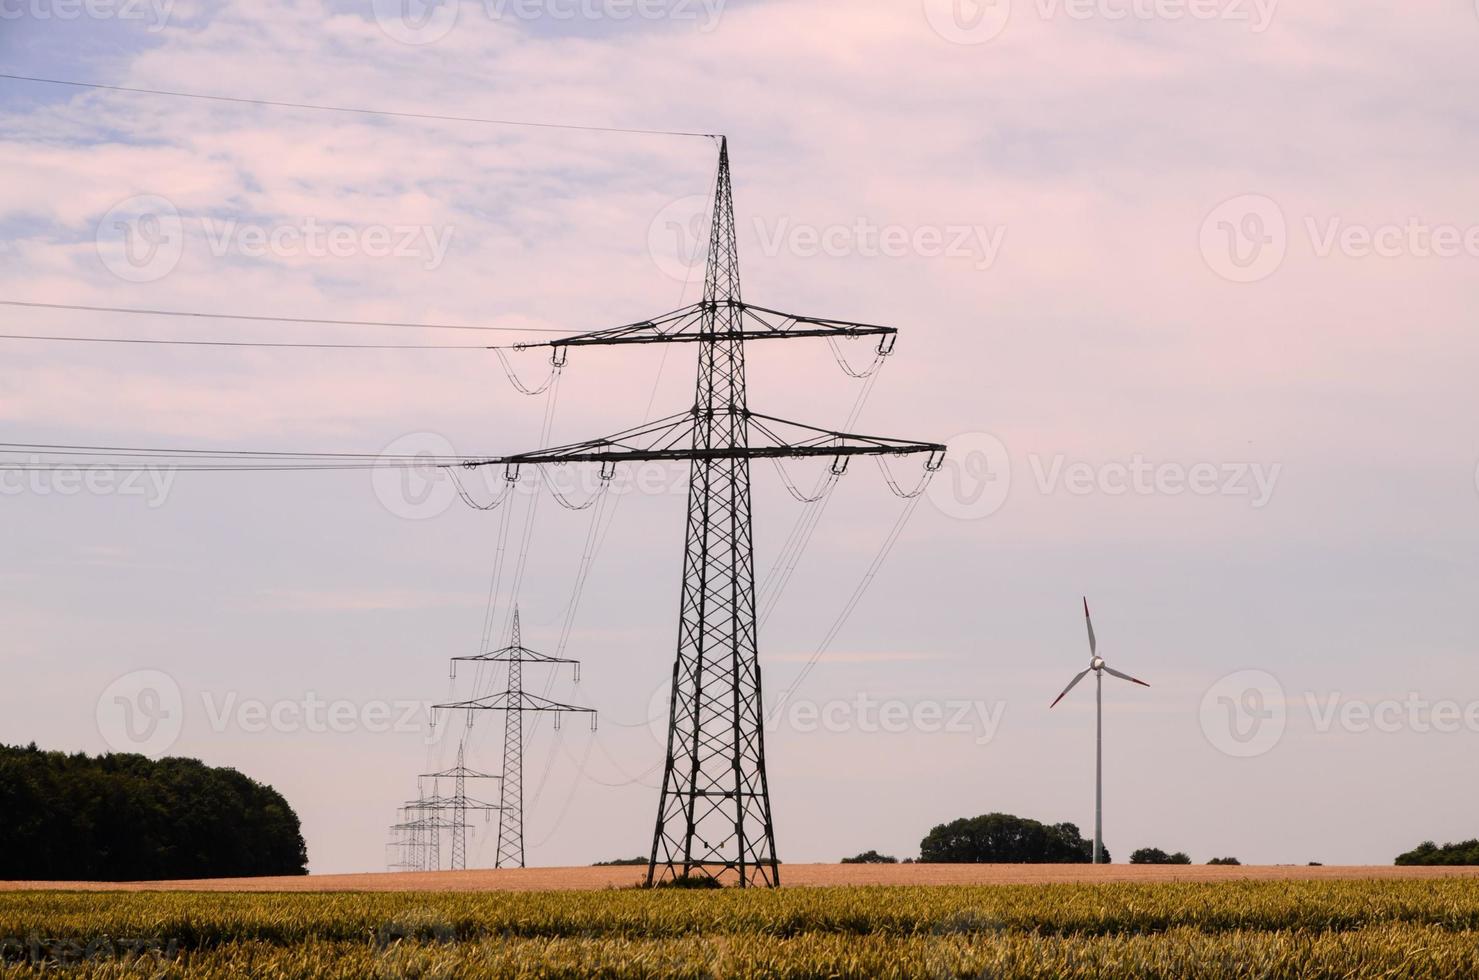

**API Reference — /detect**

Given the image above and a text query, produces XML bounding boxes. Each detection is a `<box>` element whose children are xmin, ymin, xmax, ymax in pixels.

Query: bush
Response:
<box><xmin>0</xmin><ymin>742</ymin><xmax>307</xmax><ymax>880</ymax></box>
<box><xmin>651</xmin><ymin>875</ymin><xmax>724</xmax><ymax>889</ymax></box>
<box><xmin>841</xmin><ymin>850</ymin><xmax>899</xmax><ymax>864</ymax></box>
<box><xmin>1395</xmin><ymin>840</ymin><xmax>1479</xmax><ymax>866</ymax></box>
<box><xmin>1208</xmin><ymin>857</ymin><xmax>1242</xmax><ymax>866</ymax></box>
<box><xmin>593</xmin><ymin>857</ymin><xmax>649</xmax><ymax>866</ymax></box>
<box><xmin>920</xmin><ymin>813</ymin><xmax>1104</xmax><ymax>864</ymax></box>
<box><xmin>1130</xmin><ymin>848</ymin><xmax>1192</xmax><ymax>865</ymax></box>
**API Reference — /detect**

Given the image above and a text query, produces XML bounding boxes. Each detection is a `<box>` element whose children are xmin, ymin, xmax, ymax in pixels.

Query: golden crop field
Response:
<box><xmin>6</xmin><ymin>879</ymin><xmax>1479</xmax><ymax>978</ymax></box>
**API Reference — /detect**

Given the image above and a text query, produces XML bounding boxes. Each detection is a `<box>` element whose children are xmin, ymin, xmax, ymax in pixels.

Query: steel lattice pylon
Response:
<box><xmin>435</xmin><ymin>608</ymin><xmax>593</xmax><ymax>868</ymax></box>
<box><xmin>417</xmin><ymin>740</ymin><xmax>500</xmax><ymax>871</ymax></box>
<box><xmin>466</xmin><ymin>138</ymin><xmax>945</xmax><ymax>886</ymax></box>
<box><xmin>649</xmin><ymin>140</ymin><xmax>775</xmax><ymax>886</ymax></box>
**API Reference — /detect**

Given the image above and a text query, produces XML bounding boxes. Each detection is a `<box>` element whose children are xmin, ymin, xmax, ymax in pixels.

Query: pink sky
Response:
<box><xmin>2</xmin><ymin>0</ymin><xmax>1478</xmax><ymax>872</ymax></box>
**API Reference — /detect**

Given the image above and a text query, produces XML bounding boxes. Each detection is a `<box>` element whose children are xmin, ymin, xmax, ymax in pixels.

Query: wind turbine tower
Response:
<box><xmin>1049</xmin><ymin>598</ymin><xmax>1151</xmax><ymax>864</ymax></box>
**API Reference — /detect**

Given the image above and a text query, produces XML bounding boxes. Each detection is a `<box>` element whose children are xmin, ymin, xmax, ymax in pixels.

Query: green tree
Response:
<box><xmin>1130</xmin><ymin>847</ymin><xmax>1192</xmax><ymax>865</ymax></box>
<box><xmin>1207</xmin><ymin>857</ymin><xmax>1242</xmax><ymax>866</ymax></box>
<box><xmin>919</xmin><ymin>813</ymin><xmax>1103</xmax><ymax>864</ymax></box>
<box><xmin>1395</xmin><ymin>840</ymin><xmax>1479</xmax><ymax>866</ymax></box>
<box><xmin>0</xmin><ymin>743</ymin><xmax>308</xmax><ymax>880</ymax></box>
<box><xmin>841</xmin><ymin>850</ymin><xmax>898</xmax><ymax>864</ymax></box>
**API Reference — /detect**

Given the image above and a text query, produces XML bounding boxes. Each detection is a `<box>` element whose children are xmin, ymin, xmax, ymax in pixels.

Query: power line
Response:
<box><xmin>0</xmin><ymin>442</ymin><xmax>461</xmax><ymax>460</ymax></box>
<box><xmin>0</xmin><ymin>73</ymin><xmax>718</xmax><ymax>140</ymax></box>
<box><xmin>0</xmin><ymin>300</ymin><xmax>566</xmax><ymax>335</ymax></box>
<box><xmin>0</xmin><ymin>441</ymin><xmax>489</xmax><ymax>472</ymax></box>
<box><xmin>0</xmin><ymin>333</ymin><xmax>495</xmax><ymax>350</ymax></box>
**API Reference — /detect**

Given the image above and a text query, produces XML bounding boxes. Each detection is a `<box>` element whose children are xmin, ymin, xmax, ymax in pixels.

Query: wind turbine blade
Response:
<box><xmin>1103</xmin><ymin>665</ymin><xmax>1150</xmax><ymax>687</ymax></box>
<box><xmin>1050</xmin><ymin>668</ymin><xmax>1091</xmax><ymax>708</ymax></box>
<box><xmin>1083</xmin><ymin>597</ymin><xmax>1097</xmax><ymax>656</ymax></box>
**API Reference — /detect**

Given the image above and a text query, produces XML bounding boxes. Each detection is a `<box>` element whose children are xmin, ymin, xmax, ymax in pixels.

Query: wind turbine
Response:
<box><xmin>1049</xmin><ymin>598</ymin><xmax>1150</xmax><ymax>864</ymax></box>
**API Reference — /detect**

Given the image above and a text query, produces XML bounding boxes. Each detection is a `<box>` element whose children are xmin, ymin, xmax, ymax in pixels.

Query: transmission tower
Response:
<box><xmin>387</xmin><ymin>794</ymin><xmax>464</xmax><ymax>871</ymax></box>
<box><xmin>386</xmin><ymin>806</ymin><xmax>422</xmax><ymax>871</ymax></box>
<box><xmin>418</xmin><ymin>739</ymin><xmax>501</xmax><ymax>871</ymax></box>
<box><xmin>434</xmin><ymin>608</ymin><xmax>593</xmax><ymax>868</ymax></box>
<box><xmin>461</xmin><ymin>138</ymin><xmax>945</xmax><ymax>887</ymax></box>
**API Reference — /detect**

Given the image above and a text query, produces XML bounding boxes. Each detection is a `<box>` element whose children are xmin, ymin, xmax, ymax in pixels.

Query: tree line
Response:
<box><xmin>0</xmin><ymin>743</ymin><xmax>307</xmax><ymax>881</ymax></box>
<box><xmin>841</xmin><ymin>813</ymin><xmax>1253</xmax><ymax>865</ymax></box>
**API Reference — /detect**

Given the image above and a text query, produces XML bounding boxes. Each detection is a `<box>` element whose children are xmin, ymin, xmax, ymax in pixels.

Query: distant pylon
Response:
<box><xmin>435</xmin><ymin>607</ymin><xmax>594</xmax><ymax>868</ymax></box>
<box><xmin>388</xmin><ymin>794</ymin><xmax>462</xmax><ymax>871</ymax></box>
<box><xmin>418</xmin><ymin>738</ymin><xmax>500</xmax><ymax>871</ymax></box>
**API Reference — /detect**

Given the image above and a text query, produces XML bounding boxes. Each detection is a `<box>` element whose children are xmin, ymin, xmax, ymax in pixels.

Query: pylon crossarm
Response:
<box><xmin>461</xmin><ymin>411</ymin><xmax>945</xmax><ymax>469</ymax></box>
<box><xmin>433</xmin><ymin>690</ymin><xmax>595</xmax><ymax>714</ymax></box>
<box><xmin>512</xmin><ymin>300</ymin><xmax>897</xmax><ymax>350</ymax></box>
<box><xmin>419</xmin><ymin>764</ymin><xmax>500</xmax><ymax>780</ymax></box>
<box><xmin>450</xmin><ymin>644</ymin><xmax>580</xmax><ymax>666</ymax></box>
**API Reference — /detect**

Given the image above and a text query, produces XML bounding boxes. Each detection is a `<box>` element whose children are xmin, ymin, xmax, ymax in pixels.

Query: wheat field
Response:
<box><xmin>7</xmin><ymin>876</ymin><xmax>1479</xmax><ymax>977</ymax></box>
